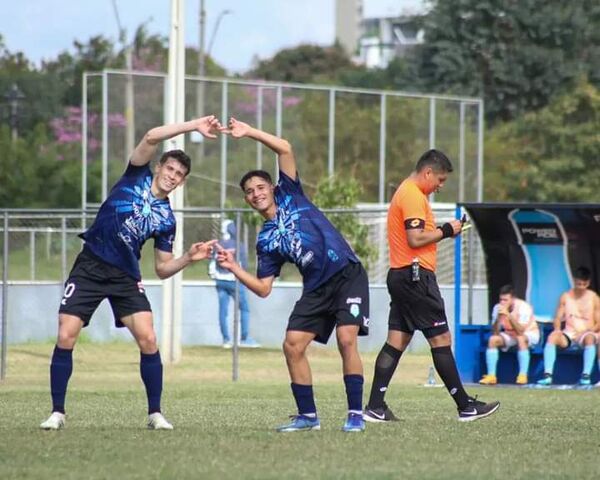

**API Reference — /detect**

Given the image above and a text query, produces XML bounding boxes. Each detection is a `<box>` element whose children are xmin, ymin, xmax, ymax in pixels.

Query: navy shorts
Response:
<box><xmin>387</xmin><ymin>267</ymin><xmax>449</xmax><ymax>339</ymax></box>
<box><xmin>288</xmin><ymin>262</ymin><xmax>370</xmax><ymax>344</ymax></box>
<box><xmin>58</xmin><ymin>250</ymin><xmax>151</xmax><ymax>327</ymax></box>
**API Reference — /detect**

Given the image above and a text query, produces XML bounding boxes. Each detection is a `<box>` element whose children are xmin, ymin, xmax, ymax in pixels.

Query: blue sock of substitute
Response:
<box><xmin>344</xmin><ymin>374</ymin><xmax>364</xmax><ymax>414</ymax></box>
<box><xmin>543</xmin><ymin>343</ymin><xmax>556</xmax><ymax>375</ymax></box>
<box><xmin>290</xmin><ymin>383</ymin><xmax>317</xmax><ymax>416</ymax></box>
<box><xmin>50</xmin><ymin>345</ymin><xmax>73</xmax><ymax>414</ymax></box>
<box><xmin>140</xmin><ymin>351</ymin><xmax>163</xmax><ymax>414</ymax></box>
<box><xmin>517</xmin><ymin>349</ymin><xmax>530</xmax><ymax>376</ymax></box>
<box><xmin>486</xmin><ymin>348</ymin><xmax>499</xmax><ymax>376</ymax></box>
<box><xmin>582</xmin><ymin>345</ymin><xmax>595</xmax><ymax>376</ymax></box>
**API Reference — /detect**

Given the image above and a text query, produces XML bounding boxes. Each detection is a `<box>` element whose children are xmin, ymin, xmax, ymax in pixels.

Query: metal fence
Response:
<box><xmin>0</xmin><ymin>207</ymin><xmax>488</xmax><ymax>380</ymax></box>
<box><xmin>82</xmin><ymin>71</ymin><xmax>484</xmax><ymax>210</ymax></box>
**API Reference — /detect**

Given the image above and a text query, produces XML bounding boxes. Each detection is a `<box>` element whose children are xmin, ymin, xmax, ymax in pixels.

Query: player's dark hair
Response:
<box><xmin>159</xmin><ymin>149</ymin><xmax>191</xmax><ymax>176</ymax></box>
<box><xmin>573</xmin><ymin>266</ymin><xmax>591</xmax><ymax>281</ymax></box>
<box><xmin>239</xmin><ymin>170</ymin><xmax>273</xmax><ymax>191</ymax></box>
<box><xmin>499</xmin><ymin>284</ymin><xmax>514</xmax><ymax>296</ymax></box>
<box><xmin>415</xmin><ymin>149</ymin><xmax>453</xmax><ymax>173</ymax></box>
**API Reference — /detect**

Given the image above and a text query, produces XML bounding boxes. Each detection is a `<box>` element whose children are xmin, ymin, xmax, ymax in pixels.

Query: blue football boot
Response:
<box><xmin>342</xmin><ymin>412</ymin><xmax>365</xmax><ymax>432</ymax></box>
<box><xmin>276</xmin><ymin>414</ymin><xmax>320</xmax><ymax>432</ymax></box>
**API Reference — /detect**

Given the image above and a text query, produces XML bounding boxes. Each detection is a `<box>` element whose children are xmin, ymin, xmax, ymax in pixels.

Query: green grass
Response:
<box><xmin>1</xmin><ymin>344</ymin><xmax>599</xmax><ymax>479</ymax></box>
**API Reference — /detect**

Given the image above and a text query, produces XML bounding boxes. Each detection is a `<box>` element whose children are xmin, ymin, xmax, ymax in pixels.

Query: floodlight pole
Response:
<box><xmin>161</xmin><ymin>0</ymin><xmax>186</xmax><ymax>364</ymax></box>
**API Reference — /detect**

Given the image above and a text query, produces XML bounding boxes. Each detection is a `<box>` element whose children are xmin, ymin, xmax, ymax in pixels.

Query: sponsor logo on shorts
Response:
<box><xmin>350</xmin><ymin>304</ymin><xmax>360</xmax><ymax>318</ymax></box>
<box><xmin>327</xmin><ymin>249</ymin><xmax>339</xmax><ymax>262</ymax></box>
<box><xmin>363</xmin><ymin>316</ymin><xmax>370</xmax><ymax>327</ymax></box>
<box><xmin>300</xmin><ymin>251</ymin><xmax>314</xmax><ymax>267</ymax></box>
<box><xmin>433</xmin><ymin>321</ymin><xmax>447</xmax><ymax>327</ymax></box>
<box><xmin>346</xmin><ymin>297</ymin><xmax>362</xmax><ymax>304</ymax></box>
<box><xmin>137</xmin><ymin>282</ymin><xmax>145</xmax><ymax>293</ymax></box>
<box><xmin>450</xmin><ymin>387</ymin><xmax>458</xmax><ymax>395</ymax></box>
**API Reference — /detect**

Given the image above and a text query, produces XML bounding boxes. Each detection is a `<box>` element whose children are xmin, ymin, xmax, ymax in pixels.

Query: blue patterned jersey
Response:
<box><xmin>256</xmin><ymin>171</ymin><xmax>358</xmax><ymax>292</ymax></box>
<box><xmin>80</xmin><ymin>163</ymin><xmax>176</xmax><ymax>280</ymax></box>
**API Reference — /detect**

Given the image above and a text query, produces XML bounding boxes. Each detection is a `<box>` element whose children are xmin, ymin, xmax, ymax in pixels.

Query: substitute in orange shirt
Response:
<box><xmin>364</xmin><ymin>149</ymin><xmax>500</xmax><ymax>424</ymax></box>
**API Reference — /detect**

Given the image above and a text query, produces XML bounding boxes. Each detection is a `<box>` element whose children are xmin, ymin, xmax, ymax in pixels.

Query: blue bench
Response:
<box><xmin>456</xmin><ymin>323</ymin><xmax>600</xmax><ymax>384</ymax></box>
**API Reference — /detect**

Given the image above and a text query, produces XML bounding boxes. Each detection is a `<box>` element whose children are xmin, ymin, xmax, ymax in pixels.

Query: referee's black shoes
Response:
<box><xmin>363</xmin><ymin>403</ymin><xmax>399</xmax><ymax>423</ymax></box>
<box><xmin>457</xmin><ymin>396</ymin><xmax>500</xmax><ymax>422</ymax></box>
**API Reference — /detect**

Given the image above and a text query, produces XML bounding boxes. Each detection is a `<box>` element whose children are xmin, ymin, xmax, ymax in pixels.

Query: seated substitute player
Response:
<box><xmin>363</xmin><ymin>149</ymin><xmax>499</xmax><ymax>423</ymax></box>
<box><xmin>40</xmin><ymin>116</ymin><xmax>220</xmax><ymax>430</ymax></box>
<box><xmin>479</xmin><ymin>285</ymin><xmax>539</xmax><ymax>385</ymax></box>
<box><xmin>537</xmin><ymin>267</ymin><xmax>600</xmax><ymax>386</ymax></box>
<box><xmin>216</xmin><ymin>117</ymin><xmax>369</xmax><ymax>433</ymax></box>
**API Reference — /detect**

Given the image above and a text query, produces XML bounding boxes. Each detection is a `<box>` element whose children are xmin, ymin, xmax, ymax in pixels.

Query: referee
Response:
<box><xmin>364</xmin><ymin>149</ymin><xmax>499</xmax><ymax>423</ymax></box>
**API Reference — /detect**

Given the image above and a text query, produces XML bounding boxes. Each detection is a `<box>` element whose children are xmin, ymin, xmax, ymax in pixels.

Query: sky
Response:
<box><xmin>0</xmin><ymin>0</ymin><xmax>426</xmax><ymax>74</ymax></box>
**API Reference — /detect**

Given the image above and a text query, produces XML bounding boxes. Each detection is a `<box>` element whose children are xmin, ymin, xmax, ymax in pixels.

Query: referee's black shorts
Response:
<box><xmin>288</xmin><ymin>262</ymin><xmax>370</xmax><ymax>344</ymax></box>
<box><xmin>58</xmin><ymin>249</ymin><xmax>151</xmax><ymax>327</ymax></box>
<box><xmin>387</xmin><ymin>267</ymin><xmax>449</xmax><ymax>339</ymax></box>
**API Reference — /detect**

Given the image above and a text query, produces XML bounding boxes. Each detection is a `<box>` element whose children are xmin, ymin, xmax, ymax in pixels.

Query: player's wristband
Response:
<box><xmin>437</xmin><ymin>223</ymin><xmax>454</xmax><ymax>239</ymax></box>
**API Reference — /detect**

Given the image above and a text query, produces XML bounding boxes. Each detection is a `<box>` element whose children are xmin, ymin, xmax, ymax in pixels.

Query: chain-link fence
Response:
<box><xmin>0</xmin><ymin>207</ymin><xmax>488</xmax><ymax>379</ymax></box>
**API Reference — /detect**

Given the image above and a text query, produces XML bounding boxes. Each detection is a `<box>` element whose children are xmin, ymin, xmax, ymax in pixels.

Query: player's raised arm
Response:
<box><xmin>220</xmin><ymin>117</ymin><xmax>297</xmax><ymax>179</ymax></box>
<box><xmin>130</xmin><ymin>115</ymin><xmax>221</xmax><ymax>167</ymax></box>
<box><xmin>154</xmin><ymin>240</ymin><xmax>218</xmax><ymax>280</ymax></box>
<box><xmin>215</xmin><ymin>243</ymin><xmax>275</xmax><ymax>298</ymax></box>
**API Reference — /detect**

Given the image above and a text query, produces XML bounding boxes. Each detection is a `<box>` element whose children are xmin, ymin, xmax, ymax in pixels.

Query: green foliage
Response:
<box><xmin>411</xmin><ymin>0</ymin><xmax>600</xmax><ymax>123</ymax></box>
<box><xmin>485</xmin><ymin>79</ymin><xmax>600</xmax><ymax>202</ymax></box>
<box><xmin>313</xmin><ymin>176</ymin><xmax>377</xmax><ymax>268</ymax></box>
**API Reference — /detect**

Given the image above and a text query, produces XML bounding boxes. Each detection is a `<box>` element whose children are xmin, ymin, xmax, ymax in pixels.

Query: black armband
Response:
<box><xmin>437</xmin><ymin>223</ymin><xmax>454</xmax><ymax>239</ymax></box>
<box><xmin>404</xmin><ymin>218</ymin><xmax>425</xmax><ymax>230</ymax></box>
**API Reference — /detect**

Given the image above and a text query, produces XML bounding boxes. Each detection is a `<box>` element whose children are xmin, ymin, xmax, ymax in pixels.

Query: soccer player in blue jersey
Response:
<box><xmin>216</xmin><ymin>117</ymin><xmax>369</xmax><ymax>433</ymax></box>
<box><xmin>40</xmin><ymin>116</ymin><xmax>220</xmax><ymax>431</ymax></box>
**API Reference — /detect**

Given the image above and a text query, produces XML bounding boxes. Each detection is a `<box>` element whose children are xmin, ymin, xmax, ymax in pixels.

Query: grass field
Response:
<box><xmin>1</xmin><ymin>343</ymin><xmax>599</xmax><ymax>480</ymax></box>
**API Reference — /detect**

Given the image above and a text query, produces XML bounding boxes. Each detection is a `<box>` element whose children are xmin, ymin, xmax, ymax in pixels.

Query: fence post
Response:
<box><xmin>1</xmin><ymin>212</ymin><xmax>9</xmax><ymax>380</ymax></box>
<box><xmin>61</xmin><ymin>216</ymin><xmax>67</xmax><ymax>284</ymax></box>
<box><xmin>232</xmin><ymin>210</ymin><xmax>241</xmax><ymax>381</ymax></box>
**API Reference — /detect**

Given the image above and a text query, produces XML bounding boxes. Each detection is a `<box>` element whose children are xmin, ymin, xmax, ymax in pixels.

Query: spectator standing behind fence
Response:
<box><xmin>479</xmin><ymin>285</ymin><xmax>539</xmax><ymax>385</ymax></box>
<box><xmin>537</xmin><ymin>267</ymin><xmax>600</xmax><ymax>386</ymax></box>
<box><xmin>208</xmin><ymin>219</ymin><xmax>259</xmax><ymax>348</ymax></box>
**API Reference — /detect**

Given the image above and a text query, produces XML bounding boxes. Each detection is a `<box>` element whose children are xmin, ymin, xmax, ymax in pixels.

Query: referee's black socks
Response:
<box><xmin>430</xmin><ymin>345</ymin><xmax>470</xmax><ymax>410</ymax></box>
<box><xmin>367</xmin><ymin>343</ymin><xmax>403</xmax><ymax>409</ymax></box>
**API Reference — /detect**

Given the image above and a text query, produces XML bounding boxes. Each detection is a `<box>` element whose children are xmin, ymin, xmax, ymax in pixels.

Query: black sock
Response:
<box><xmin>431</xmin><ymin>345</ymin><xmax>470</xmax><ymax>410</ymax></box>
<box><xmin>367</xmin><ymin>343</ymin><xmax>403</xmax><ymax>409</ymax></box>
<box><xmin>50</xmin><ymin>345</ymin><xmax>73</xmax><ymax>414</ymax></box>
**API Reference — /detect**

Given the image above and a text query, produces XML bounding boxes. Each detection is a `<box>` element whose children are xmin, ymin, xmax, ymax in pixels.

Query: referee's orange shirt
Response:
<box><xmin>388</xmin><ymin>178</ymin><xmax>437</xmax><ymax>271</ymax></box>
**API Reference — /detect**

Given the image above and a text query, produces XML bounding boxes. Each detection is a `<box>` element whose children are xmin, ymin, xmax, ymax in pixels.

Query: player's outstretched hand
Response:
<box><xmin>194</xmin><ymin>115</ymin><xmax>221</xmax><ymax>139</ymax></box>
<box><xmin>219</xmin><ymin>117</ymin><xmax>251</xmax><ymax>138</ymax></box>
<box><xmin>215</xmin><ymin>243</ymin><xmax>237</xmax><ymax>270</ymax></box>
<box><xmin>187</xmin><ymin>239</ymin><xmax>218</xmax><ymax>261</ymax></box>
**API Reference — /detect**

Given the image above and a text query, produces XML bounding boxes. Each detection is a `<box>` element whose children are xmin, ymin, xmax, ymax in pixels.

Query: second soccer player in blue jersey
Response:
<box><xmin>216</xmin><ymin>117</ymin><xmax>369</xmax><ymax>432</ymax></box>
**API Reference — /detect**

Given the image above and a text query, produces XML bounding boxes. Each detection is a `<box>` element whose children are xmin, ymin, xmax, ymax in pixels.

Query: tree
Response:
<box><xmin>411</xmin><ymin>0</ymin><xmax>600</xmax><ymax>123</ymax></box>
<box><xmin>313</xmin><ymin>176</ymin><xmax>377</xmax><ymax>268</ymax></box>
<box><xmin>485</xmin><ymin>79</ymin><xmax>600</xmax><ymax>202</ymax></box>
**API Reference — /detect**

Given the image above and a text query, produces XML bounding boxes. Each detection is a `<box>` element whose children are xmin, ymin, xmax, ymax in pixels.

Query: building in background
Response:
<box><xmin>335</xmin><ymin>0</ymin><xmax>424</xmax><ymax>69</ymax></box>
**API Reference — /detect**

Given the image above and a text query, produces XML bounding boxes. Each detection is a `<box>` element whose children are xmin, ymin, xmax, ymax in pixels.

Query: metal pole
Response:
<box><xmin>220</xmin><ymin>82</ymin><xmax>229</xmax><ymax>208</ymax></box>
<box><xmin>477</xmin><ymin>100</ymin><xmax>485</xmax><ymax>202</ymax></box>
<box><xmin>30</xmin><ymin>231</ymin><xmax>35</xmax><ymax>281</ymax></box>
<box><xmin>232</xmin><ymin>210</ymin><xmax>241</xmax><ymax>381</ymax></box>
<box><xmin>429</xmin><ymin>97</ymin><xmax>436</xmax><ymax>202</ymax></box>
<box><xmin>453</xmin><ymin>206</ymin><xmax>462</xmax><ymax>358</ymax></box>
<box><xmin>81</xmin><ymin>73</ymin><xmax>88</xmax><ymax>210</ymax></box>
<box><xmin>275</xmin><ymin>86</ymin><xmax>282</xmax><ymax>179</ymax></box>
<box><xmin>101</xmin><ymin>71</ymin><xmax>109</xmax><ymax>201</ymax></box>
<box><xmin>378</xmin><ymin>94</ymin><xmax>387</xmax><ymax>204</ymax></box>
<box><xmin>256</xmin><ymin>86</ymin><xmax>263</xmax><ymax>169</ymax></box>
<box><xmin>196</xmin><ymin>0</ymin><xmax>206</xmax><ymax>162</ymax></box>
<box><xmin>1</xmin><ymin>212</ymin><xmax>9</xmax><ymax>380</ymax></box>
<box><xmin>61</xmin><ymin>216</ymin><xmax>67</xmax><ymax>284</ymax></box>
<box><xmin>328</xmin><ymin>89</ymin><xmax>336</xmax><ymax>177</ymax></box>
<box><xmin>459</xmin><ymin>102</ymin><xmax>465</xmax><ymax>202</ymax></box>
<box><xmin>467</xmin><ymin>222</ymin><xmax>474</xmax><ymax>325</ymax></box>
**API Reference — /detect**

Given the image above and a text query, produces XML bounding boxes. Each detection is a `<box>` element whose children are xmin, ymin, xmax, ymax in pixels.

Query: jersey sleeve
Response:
<box><xmin>154</xmin><ymin>223</ymin><xmax>176</xmax><ymax>253</ymax></box>
<box><xmin>256</xmin><ymin>249</ymin><xmax>285</xmax><ymax>279</ymax></box>
<box><xmin>278</xmin><ymin>170</ymin><xmax>305</xmax><ymax>196</ymax></box>
<box><xmin>400</xmin><ymin>188</ymin><xmax>428</xmax><ymax>230</ymax></box>
<box><xmin>123</xmin><ymin>162</ymin><xmax>150</xmax><ymax>178</ymax></box>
